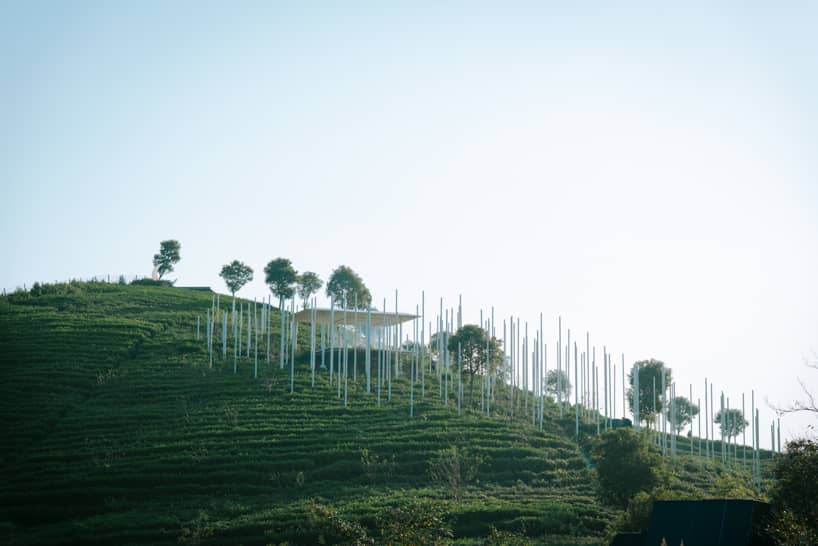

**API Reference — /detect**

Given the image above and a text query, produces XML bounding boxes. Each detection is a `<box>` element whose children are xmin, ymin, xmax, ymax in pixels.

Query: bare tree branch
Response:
<box><xmin>771</xmin><ymin>353</ymin><xmax>818</xmax><ymax>417</ymax></box>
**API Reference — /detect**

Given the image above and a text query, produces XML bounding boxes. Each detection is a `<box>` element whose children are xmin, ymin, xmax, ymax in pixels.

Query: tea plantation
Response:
<box><xmin>0</xmin><ymin>282</ymin><xmax>770</xmax><ymax>545</ymax></box>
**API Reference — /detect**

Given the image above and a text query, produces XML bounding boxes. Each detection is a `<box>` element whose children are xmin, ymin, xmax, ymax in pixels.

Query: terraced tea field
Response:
<box><xmin>0</xmin><ymin>283</ymin><xmax>771</xmax><ymax>545</ymax></box>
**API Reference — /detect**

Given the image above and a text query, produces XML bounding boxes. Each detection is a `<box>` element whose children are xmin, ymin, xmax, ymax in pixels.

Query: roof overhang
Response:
<box><xmin>293</xmin><ymin>308</ymin><xmax>418</xmax><ymax>327</ymax></box>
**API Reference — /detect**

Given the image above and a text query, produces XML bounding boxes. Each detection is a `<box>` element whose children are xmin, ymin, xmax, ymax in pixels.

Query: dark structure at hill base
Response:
<box><xmin>611</xmin><ymin>500</ymin><xmax>772</xmax><ymax>546</ymax></box>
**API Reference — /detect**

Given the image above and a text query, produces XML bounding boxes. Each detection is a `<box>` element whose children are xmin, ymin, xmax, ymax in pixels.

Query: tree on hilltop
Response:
<box><xmin>666</xmin><ymin>396</ymin><xmax>699</xmax><ymax>434</ymax></box>
<box><xmin>153</xmin><ymin>240</ymin><xmax>180</xmax><ymax>279</ymax></box>
<box><xmin>219</xmin><ymin>260</ymin><xmax>253</xmax><ymax>297</ymax></box>
<box><xmin>447</xmin><ymin>324</ymin><xmax>502</xmax><ymax>406</ymax></box>
<box><xmin>326</xmin><ymin>265</ymin><xmax>371</xmax><ymax>309</ymax></box>
<box><xmin>264</xmin><ymin>258</ymin><xmax>298</xmax><ymax>306</ymax></box>
<box><xmin>545</xmin><ymin>369</ymin><xmax>572</xmax><ymax>401</ymax></box>
<box><xmin>297</xmin><ymin>272</ymin><xmax>323</xmax><ymax>309</ymax></box>
<box><xmin>627</xmin><ymin>359</ymin><xmax>672</xmax><ymax>430</ymax></box>
<box><xmin>714</xmin><ymin>408</ymin><xmax>748</xmax><ymax>442</ymax></box>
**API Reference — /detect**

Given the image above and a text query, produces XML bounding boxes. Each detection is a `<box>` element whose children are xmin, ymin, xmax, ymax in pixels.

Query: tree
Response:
<box><xmin>297</xmin><ymin>271</ymin><xmax>323</xmax><ymax>309</ymax></box>
<box><xmin>447</xmin><ymin>324</ymin><xmax>502</xmax><ymax>406</ymax></box>
<box><xmin>666</xmin><ymin>396</ymin><xmax>699</xmax><ymax>434</ymax></box>
<box><xmin>152</xmin><ymin>240</ymin><xmax>180</xmax><ymax>279</ymax></box>
<box><xmin>545</xmin><ymin>369</ymin><xmax>572</xmax><ymax>401</ymax></box>
<box><xmin>767</xmin><ymin>438</ymin><xmax>818</xmax><ymax>545</ymax></box>
<box><xmin>714</xmin><ymin>408</ymin><xmax>748</xmax><ymax>441</ymax></box>
<box><xmin>264</xmin><ymin>258</ymin><xmax>298</xmax><ymax>304</ymax></box>
<box><xmin>219</xmin><ymin>260</ymin><xmax>253</xmax><ymax>296</ymax></box>
<box><xmin>591</xmin><ymin>428</ymin><xmax>665</xmax><ymax>507</ymax></box>
<box><xmin>326</xmin><ymin>265</ymin><xmax>371</xmax><ymax>309</ymax></box>
<box><xmin>627</xmin><ymin>359</ymin><xmax>672</xmax><ymax>430</ymax></box>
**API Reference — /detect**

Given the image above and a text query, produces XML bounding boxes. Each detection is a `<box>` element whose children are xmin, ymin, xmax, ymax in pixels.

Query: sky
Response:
<box><xmin>3</xmin><ymin>2</ymin><xmax>817</xmax><ymax>444</ymax></box>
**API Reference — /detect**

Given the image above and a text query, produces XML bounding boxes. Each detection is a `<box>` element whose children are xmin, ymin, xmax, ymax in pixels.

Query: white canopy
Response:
<box><xmin>292</xmin><ymin>307</ymin><xmax>417</xmax><ymax>327</ymax></box>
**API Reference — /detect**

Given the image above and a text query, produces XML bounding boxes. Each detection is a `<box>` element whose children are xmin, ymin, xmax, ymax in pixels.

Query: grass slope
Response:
<box><xmin>0</xmin><ymin>282</ymin><xmax>772</xmax><ymax>545</ymax></box>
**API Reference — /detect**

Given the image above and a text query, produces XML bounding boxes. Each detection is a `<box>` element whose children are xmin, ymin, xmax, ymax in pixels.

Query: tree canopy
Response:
<box><xmin>447</xmin><ymin>325</ymin><xmax>502</xmax><ymax>406</ymax></box>
<box><xmin>591</xmin><ymin>428</ymin><xmax>665</xmax><ymax>507</ymax></box>
<box><xmin>666</xmin><ymin>396</ymin><xmax>699</xmax><ymax>434</ymax></box>
<box><xmin>264</xmin><ymin>258</ymin><xmax>298</xmax><ymax>302</ymax></box>
<box><xmin>297</xmin><ymin>272</ymin><xmax>323</xmax><ymax>309</ymax></box>
<box><xmin>326</xmin><ymin>265</ymin><xmax>371</xmax><ymax>309</ymax></box>
<box><xmin>219</xmin><ymin>260</ymin><xmax>253</xmax><ymax>296</ymax></box>
<box><xmin>627</xmin><ymin>359</ymin><xmax>672</xmax><ymax>429</ymax></box>
<box><xmin>768</xmin><ymin>438</ymin><xmax>818</xmax><ymax>544</ymax></box>
<box><xmin>713</xmin><ymin>408</ymin><xmax>748</xmax><ymax>441</ymax></box>
<box><xmin>152</xmin><ymin>240</ymin><xmax>180</xmax><ymax>279</ymax></box>
<box><xmin>545</xmin><ymin>369</ymin><xmax>571</xmax><ymax>401</ymax></box>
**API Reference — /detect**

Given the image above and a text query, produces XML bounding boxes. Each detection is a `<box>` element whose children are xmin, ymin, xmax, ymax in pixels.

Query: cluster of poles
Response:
<box><xmin>195</xmin><ymin>290</ymin><xmax>780</xmax><ymax>487</ymax></box>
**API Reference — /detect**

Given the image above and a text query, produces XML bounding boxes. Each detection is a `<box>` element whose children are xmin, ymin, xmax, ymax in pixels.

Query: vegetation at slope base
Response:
<box><xmin>0</xmin><ymin>282</ymin><xmax>772</xmax><ymax>545</ymax></box>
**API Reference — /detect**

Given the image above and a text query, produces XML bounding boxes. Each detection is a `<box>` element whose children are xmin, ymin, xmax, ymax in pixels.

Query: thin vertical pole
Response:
<box><xmin>354</xmin><ymin>294</ymin><xmax>358</xmax><ymax>383</ymax></box>
<box><xmin>279</xmin><ymin>296</ymin><xmax>286</xmax><ymax>369</ymax></box>
<box><xmin>366</xmin><ymin>305</ymin><xmax>372</xmax><ymax>394</ymax></box>
<box><xmin>253</xmin><ymin>302</ymin><xmax>258</xmax><ymax>379</ymax></box>
<box><xmin>290</xmin><ymin>298</ymin><xmax>296</xmax><ymax>393</ymax></box>
<box><xmin>329</xmin><ymin>299</ymin><xmax>335</xmax><ymax>382</ymax></box>
<box><xmin>421</xmin><ymin>291</ymin><xmax>425</xmax><ymax>399</ymax></box>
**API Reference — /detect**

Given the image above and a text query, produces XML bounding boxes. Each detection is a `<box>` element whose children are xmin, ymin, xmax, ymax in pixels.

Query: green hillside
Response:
<box><xmin>0</xmin><ymin>282</ymin><xmax>772</xmax><ymax>545</ymax></box>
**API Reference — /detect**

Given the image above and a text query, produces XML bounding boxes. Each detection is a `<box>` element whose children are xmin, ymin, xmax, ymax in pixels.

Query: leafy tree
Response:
<box><xmin>297</xmin><ymin>271</ymin><xmax>323</xmax><ymax>309</ymax></box>
<box><xmin>666</xmin><ymin>396</ymin><xmax>699</xmax><ymax>434</ymax></box>
<box><xmin>152</xmin><ymin>240</ymin><xmax>180</xmax><ymax>279</ymax></box>
<box><xmin>264</xmin><ymin>258</ymin><xmax>298</xmax><ymax>308</ymax></box>
<box><xmin>545</xmin><ymin>369</ymin><xmax>572</xmax><ymax>401</ymax></box>
<box><xmin>447</xmin><ymin>324</ymin><xmax>502</xmax><ymax>406</ymax></box>
<box><xmin>326</xmin><ymin>265</ymin><xmax>371</xmax><ymax>309</ymax></box>
<box><xmin>767</xmin><ymin>438</ymin><xmax>818</xmax><ymax>545</ymax></box>
<box><xmin>591</xmin><ymin>428</ymin><xmax>665</xmax><ymax>507</ymax></box>
<box><xmin>219</xmin><ymin>260</ymin><xmax>253</xmax><ymax>296</ymax></box>
<box><xmin>627</xmin><ymin>359</ymin><xmax>672</xmax><ymax>430</ymax></box>
<box><xmin>714</xmin><ymin>408</ymin><xmax>748</xmax><ymax>441</ymax></box>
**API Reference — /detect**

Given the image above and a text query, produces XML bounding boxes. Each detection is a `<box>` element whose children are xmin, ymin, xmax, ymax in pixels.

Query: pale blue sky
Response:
<box><xmin>3</xmin><ymin>2</ymin><xmax>817</xmax><ymax>442</ymax></box>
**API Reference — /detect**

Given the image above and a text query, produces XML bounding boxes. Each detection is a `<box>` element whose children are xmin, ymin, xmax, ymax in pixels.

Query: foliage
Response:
<box><xmin>484</xmin><ymin>527</ymin><xmax>533</xmax><ymax>545</ymax></box>
<box><xmin>264</xmin><ymin>258</ymin><xmax>298</xmax><ymax>301</ymax></box>
<box><xmin>178</xmin><ymin>510</ymin><xmax>216</xmax><ymax>545</ymax></box>
<box><xmin>428</xmin><ymin>331</ymin><xmax>451</xmax><ymax>352</ymax></box>
<box><xmin>545</xmin><ymin>369</ymin><xmax>572</xmax><ymax>401</ymax></box>
<box><xmin>152</xmin><ymin>239</ymin><xmax>181</xmax><ymax>279</ymax></box>
<box><xmin>377</xmin><ymin>499</ymin><xmax>452</xmax><ymax>546</ymax></box>
<box><xmin>3</xmin><ymin>281</ymin><xmax>761</xmax><ymax>545</ymax></box>
<box><xmin>713</xmin><ymin>408</ymin><xmax>748</xmax><ymax>441</ymax></box>
<box><xmin>219</xmin><ymin>260</ymin><xmax>253</xmax><ymax>296</ymax></box>
<box><xmin>666</xmin><ymin>396</ymin><xmax>699</xmax><ymax>434</ymax></box>
<box><xmin>447</xmin><ymin>325</ymin><xmax>503</xmax><ymax>405</ymax></box>
<box><xmin>307</xmin><ymin>501</ymin><xmax>373</xmax><ymax>546</ymax></box>
<box><xmin>326</xmin><ymin>265</ymin><xmax>371</xmax><ymax>309</ymax></box>
<box><xmin>130</xmin><ymin>278</ymin><xmax>174</xmax><ymax>287</ymax></box>
<box><xmin>428</xmin><ymin>445</ymin><xmax>484</xmax><ymax>501</ymax></box>
<box><xmin>297</xmin><ymin>272</ymin><xmax>323</xmax><ymax>309</ymax></box>
<box><xmin>766</xmin><ymin>438</ymin><xmax>818</xmax><ymax>545</ymax></box>
<box><xmin>627</xmin><ymin>359</ymin><xmax>672</xmax><ymax>429</ymax></box>
<box><xmin>712</xmin><ymin>471</ymin><xmax>759</xmax><ymax>499</ymax></box>
<box><xmin>359</xmin><ymin>448</ymin><xmax>395</xmax><ymax>484</ymax></box>
<box><xmin>591</xmin><ymin>429</ymin><xmax>665</xmax><ymax>507</ymax></box>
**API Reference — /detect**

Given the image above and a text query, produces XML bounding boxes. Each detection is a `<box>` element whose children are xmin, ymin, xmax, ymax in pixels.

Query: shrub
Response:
<box><xmin>130</xmin><ymin>278</ymin><xmax>174</xmax><ymax>287</ymax></box>
<box><xmin>590</xmin><ymin>429</ymin><xmax>664</xmax><ymax>507</ymax></box>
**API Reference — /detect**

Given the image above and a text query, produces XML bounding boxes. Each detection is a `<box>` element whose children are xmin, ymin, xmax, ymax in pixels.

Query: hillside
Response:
<box><xmin>0</xmin><ymin>282</ymin><xmax>772</xmax><ymax>545</ymax></box>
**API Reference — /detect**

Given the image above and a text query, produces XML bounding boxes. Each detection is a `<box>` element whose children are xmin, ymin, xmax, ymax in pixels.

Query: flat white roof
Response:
<box><xmin>292</xmin><ymin>307</ymin><xmax>418</xmax><ymax>327</ymax></box>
